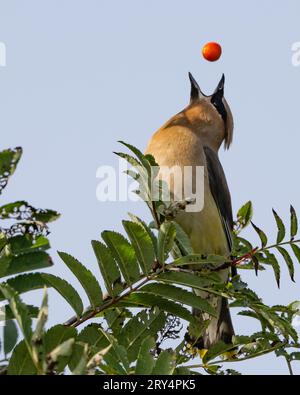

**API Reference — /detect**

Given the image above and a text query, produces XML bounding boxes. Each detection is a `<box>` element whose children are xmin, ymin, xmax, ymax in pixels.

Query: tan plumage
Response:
<box><xmin>145</xmin><ymin>73</ymin><xmax>235</xmax><ymax>348</ymax></box>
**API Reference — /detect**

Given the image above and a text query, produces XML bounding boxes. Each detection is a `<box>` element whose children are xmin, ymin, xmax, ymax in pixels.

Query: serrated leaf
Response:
<box><xmin>48</xmin><ymin>338</ymin><xmax>75</xmax><ymax>366</ymax></box>
<box><xmin>157</xmin><ymin>271</ymin><xmax>222</xmax><ymax>293</ymax></box>
<box><xmin>7</xmin><ymin>340</ymin><xmax>37</xmax><ymax>375</ymax></box>
<box><xmin>251</xmin><ymin>222</ymin><xmax>268</xmax><ymax>248</ymax></box>
<box><xmin>0</xmin><ymin>251</ymin><xmax>53</xmax><ymax>278</ymax></box>
<box><xmin>0</xmin><ymin>272</ymin><xmax>83</xmax><ymax>317</ymax></box>
<box><xmin>0</xmin><ymin>147</ymin><xmax>22</xmax><ymax>194</ymax></box>
<box><xmin>119</xmin><ymin>308</ymin><xmax>166</xmax><ymax>362</ymax></box>
<box><xmin>122</xmin><ymin>220</ymin><xmax>154</xmax><ymax>275</ymax></box>
<box><xmin>157</xmin><ymin>221</ymin><xmax>176</xmax><ymax>265</ymax></box>
<box><xmin>119</xmin><ymin>292</ymin><xmax>197</xmax><ymax>324</ymax></box>
<box><xmin>140</xmin><ymin>283</ymin><xmax>216</xmax><ymax>317</ymax></box>
<box><xmin>3</xmin><ymin>319</ymin><xmax>18</xmax><ymax>356</ymax></box>
<box><xmin>114</xmin><ymin>151</ymin><xmax>141</xmax><ymax>168</ymax></box>
<box><xmin>276</xmin><ymin>246</ymin><xmax>295</xmax><ymax>282</ymax></box>
<box><xmin>135</xmin><ymin>336</ymin><xmax>155</xmax><ymax>375</ymax></box>
<box><xmin>104</xmin><ymin>308</ymin><xmax>132</xmax><ymax>336</ymax></box>
<box><xmin>235</xmin><ymin>201</ymin><xmax>253</xmax><ymax>231</ymax></box>
<box><xmin>99</xmin><ymin>329</ymin><xmax>130</xmax><ymax>374</ymax></box>
<box><xmin>128</xmin><ymin>213</ymin><xmax>158</xmax><ymax>256</ymax></box>
<box><xmin>58</xmin><ymin>252</ymin><xmax>102</xmax><ymax>309</ymax></box>
<box><xmin>91</xmin><ymin>240</ymin><xmax>121</xmax><ymax>296</ymax></box>
<box><xmin>44</xmin><ymin>324</ymin><xmax>77</xmax><ymax>372</ymax></box>
<box><xmin>265</xmin><ymin>251</ymin><xmax>281</xmax><ymax>287</ymax></box>
<box><xmin>151</xmin><ymin>350</ymin><xmax>176</xmax><ymax>375</ymax></box>
<box><xmin>0</xmin><ymin>283</ymin><xmax>32</xmax><ymax>342</ymax></box>
<box><xmin>172</xmin><ymin>254</ymin><xmax>228</xmax><ymax>267</ymax></box>
<box><xmin>118</xmin><ymin>141</ymin><xmax>152</xmax><ymax>172</ymax></box>
<box><xmin>5</xmin><ymin>304</ymin><xmax>39</xmax><ymax>320</ymax></box>
<box><xmin>291</xmin><ymin>243</ymin><xmax>300</xmax><ymax>265</ymax></box>
<box><xmin>68</xmin><ymin>323</ymin><xmax>109</xmax><ymax>372</ymax></box>
<box><xmin>290</xmin><ymin>205</ymin><xmax>298</xmax><ymax>238</ymax></box>
<box><xmin>0</xmin><ymin>201</ymin><xmax>59</xmax><ymax>223</ymax></box>
<box><xmin>272</xmin><ymin>209</ymin><xmax>286</xmax><ymax>244</ymax></box>
<box><xmin>71</xmin><ymin>343</ymin><xmax>88</xmax><ymax>375</ymax></box>
<box><xmin>173</xmin><ymin>222</ymin><xmax>193</xmax><ymax>256</ymax></box>
<box><xmin>6</xmin><ymin>234</ymin><xmax>50</xmax><ymax>255</ymax></box>
<box><xmin>101</xmin><ymin>231</ymin><xmax>140</xmax><ymax>285</ymax></box>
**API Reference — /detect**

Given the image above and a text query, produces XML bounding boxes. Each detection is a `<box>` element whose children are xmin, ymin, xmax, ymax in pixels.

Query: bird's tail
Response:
<box><xmin>191</xmin><ymin>295</ymin><xmax>235</xmax><ymax>350</ymax></box>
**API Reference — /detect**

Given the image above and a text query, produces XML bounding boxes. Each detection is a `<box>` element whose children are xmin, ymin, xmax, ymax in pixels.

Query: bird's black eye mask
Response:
<box><xmin>189</xmin><ymin>72</ymin><xmax>228</xmax><ymax>126</ymax></box>
<box><xmin>210</xmin><ymin>91</ymin><xmax>227</xmax><ymax>125</ymax></box>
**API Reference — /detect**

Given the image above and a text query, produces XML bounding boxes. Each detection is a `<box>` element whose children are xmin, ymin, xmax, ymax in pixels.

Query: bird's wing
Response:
<box><xmin>203</xmin><ymin>146</ymin><xmax>233</xmax><ymax>251</ymax></box>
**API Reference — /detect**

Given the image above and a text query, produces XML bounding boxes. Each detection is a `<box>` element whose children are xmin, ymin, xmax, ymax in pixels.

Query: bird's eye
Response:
<box><xmin>211</xmin><ymin>94</ymin><xmax>227</xmax><ymax>125</ymax></box>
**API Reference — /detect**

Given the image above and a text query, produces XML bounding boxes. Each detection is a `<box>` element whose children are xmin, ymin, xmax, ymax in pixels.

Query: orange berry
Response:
<box><xmin>202</xmin><ymin>42</ymin><xmax>222</xmax><ymax>62</ymax></box>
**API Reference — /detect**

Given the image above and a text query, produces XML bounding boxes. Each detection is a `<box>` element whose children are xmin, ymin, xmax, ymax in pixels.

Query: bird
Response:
<box><xmin>145</xmin><ymin>72</ymin><xmax>235</xmax><ymax>350</ymax></box>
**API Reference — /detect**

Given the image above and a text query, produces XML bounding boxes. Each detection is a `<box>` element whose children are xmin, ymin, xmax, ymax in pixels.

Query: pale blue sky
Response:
<box><xmin>1</xmin><ymin>0</ymin><xmax>300</xmax><ymax>374</ymax></box>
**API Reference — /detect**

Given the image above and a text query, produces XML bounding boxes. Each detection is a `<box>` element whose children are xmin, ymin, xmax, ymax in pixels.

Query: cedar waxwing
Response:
<box><xmin>145</xmin><ymin>73</ymin><xmax>235</xmax><ymax>349</ymax></box>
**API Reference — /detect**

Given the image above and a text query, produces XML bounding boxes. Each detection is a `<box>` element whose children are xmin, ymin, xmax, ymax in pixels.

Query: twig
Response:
<box><xmin>285</xmin><ymin>357</ymin><xmax>294</xmax><ymax>375</ymax></box>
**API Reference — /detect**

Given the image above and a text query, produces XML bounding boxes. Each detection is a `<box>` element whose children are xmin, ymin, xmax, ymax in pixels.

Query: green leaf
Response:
<box><xmin>0</xmin><ymin>201</ymin><xmax>59</xmax><ymax>222</ymax></box>
<box><xmin>157</xmin><ymin>271</ymin><xmax>222</xmax><ymax>292</ymax></box>
<box><xmin>118</xmin><ymin>141</ymin><xmax>152</xmax><ymax>172</ymax></box>
<box><xmin>100</xmin><ymin>329</ymin><xmax>130</xmax><ymax>374</ymax></box>
<box><xmin>104</xmin><ymin>308</ymin><xmax>132</xmax><ymax>336</ymax></box>
<box><xmin>0</xmin><ymin>283</ymin><xmax>32</xmax><ymax>342</ymax></box>
<box><xmin>48</xmin><ymin>338</ymin><xmax>75</xmax><ymax>371</ymax></box>
<box><xmin>140</xmin><ymin>283</ymin><xmax>216</xmax><ymax>317</ymax></box>
<box><xmin>122</xmin><ymin>220</ymin><xmax>154</xmax><ymax>275</ymax></box>
<box><xmin>276</xmin><ymin>247</ymin><xmax>295</xmax><ymax>282</ymax></box>
<box><xmin>128</xmin><ymin>213</ymin><xmax>158</xmax><ymax>256</ymax></box>
<box><xmin>58</xmin><ymin>252</ymin><xmax>102</xmax><ymax>309</ymax></box>
<box><xmin>91</xmin><ymin>240</ymin><xmax>121</xmax><ymax>297</ymax></box>
<box><xmin>290</xmin><ymin>352</ymin><xmax>300</xmax><ymax>361</ymax></box>
<box><xmin>119</xmin><ymin>292</ymin><xmax>197</xmax><ymax>324</ymax></box>
<box><xmin>157</xmin><ymin>221</ymin><xmax>176</xmax><ymax>265</ymax></box>
<box><xmin>251</xmin><ymin>222</ymin><xmax>268</xmax><ymax>248</ymax></box>
<box><xmin>68</xmin><ymin>323</ymin><xmax>109</xmax><ymax>372</ymax></box>
<box><xmin>101</xmin><ymin>231</ymin><xmax>140</xmax><ymax>285</ymax></box>
<box><xmin>7</xmin><ymin>340</ymin><xmax>37</xmax><ymax>375</ymax></box>
<box><xmin>290</xmin><ymin>205</ymin><xmax>298</xmax><ymax>238</ymax></box>
<box><xmin>32</xmin><ymin>288</ymin><xmax>48</xmax><ymax>344</ymax></box>
<box><xmin>0</xmin><ymin>251</ymin><xmax>53</xmax><ymax>278</ymax></box>
<box><xmin>3</xmin><ymin>319</ymin><xmax>18</xmax><ymax>356</ymax></box>
<box><xmin>291</xmin><ymin>243</ymin><xmax>300</xmax><ymax>265</ymax></box>
<box><xmin>135</xmin><ymin>336</ymin><xmax>156</xmax><ymax>375</ymax></box>
<box><xmin>265</xmin><ymin>251</ymin><xmax>281</xmax><ymax>287</ymax></box>
<box><xmin>272</xmin><ymin>209</ymin><xmax>286</xmax><ymax>244</ymax></box>
<box><xmin>5</xmin><ymin>304</ymin><xmax>39</xmax><ymax>320</ymax></box>
<box><xmin>6</xmin><ymin>235</ymin><xmax>50</xmax><ymax>255</ymax></box>
<box><xmin>0</xmin><ymin>147</ymin><xmax>22</xmax><ymax>194</ymax></box>
<box><xmin>172</xmin><ymin>254</ymin><xmax>227</xmax><ymax>267</ymax></box>
<box><xmin>203</xmin><ymin>340</ymin><xmax>236</xmax><ymax>363</ymax></box>
<box><xmin>173</xmin><ymin>222</ymin><xmax>193</xmax><ymax>256</ymax></box>
<box><xmin>119</xmin><ymin>308</ymin><xmax>166</xmax><ymax>363</ymax></box>
<box><xmin>1</xmin><ymin>272</ymin><xmax>83</xmax><ymax>317</ymax></box>
<box><xmin>71</xmin><ymin>343</ymin><xmax>88</xmax><ymax>375</ymax></box>
<box><xmin>44</xmin><ymin>325</ymin><xmax>77</xmax><ymax>354</ymax></box>
<box><xmin>235</xmin><ymin>201</ymin><xmax>253</xmax><ymax>231</ymax></box>
<box><xmin>42</xmin><ymin>274</ymin><xmax>84</xmax><ymax>317</ymax></box>
<box><xmin>151</xmin><ymin>350</ymin><xmax>176</xmax><ymax>375</ymax></box>
<box><xmin>114</xmin><ymin>152</ymin><xmax>141</xmax><ymax>169</ymax></box>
